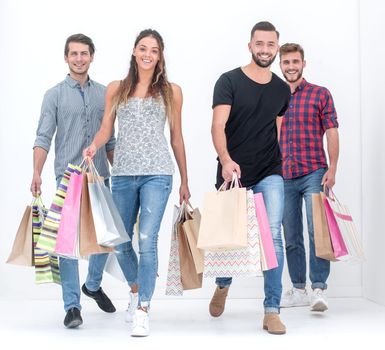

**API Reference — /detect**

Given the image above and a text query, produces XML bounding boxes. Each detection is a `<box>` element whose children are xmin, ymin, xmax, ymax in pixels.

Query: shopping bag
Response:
<box><xmin>323</xmin><ymin>194</ymin><xmax>349</xmax><ymax>259</ymax></box>
<box><xmin>254</xmin><ymin>192</ymin><xmax>278</xmax><ymax>271</ymax></box>
<box><xmin>87</xmin><ymin>160</ymin><xmax>130</xmax><ymax>247</ymax></box>
<box><xmin>37</xmin><ymin>164</ymin><xmax>81</xmax><ymax>253</ymax></box>
<box><xmin>79</xmin><ymin>174</ymin><xmax>113</xmax><ymax>256</ymax></box>
<box><xmin>181</xmin><ymin>203</ymin><xmax>204</xmax><ymax>274</ymax></box>
<box><xmin>204</xmin><ymin>190</ymin><xmax>262</xmax><ymax>277</ymax></box>
<box><xmin>32</xmin><ymin>199</ymin><xmax>61</xmax><ymax>284</ymax></box>
<box><xmin>197</xmin><ymin>174</ymin><xmax>247</xmax><ymax>250</ymax></box>
<box><xmin>104</xmin><ymin>253</ymin><xmax>126</xmax><ymax>282</ymax></box>
<box><xmin>178</xmin><ymin>212</ymin><xmax>202</xmax><ymax>290</ymax></box>
<box><xmin>55</xmin><ymin>171</ymin><xmax>83</xmax><ymax>257</ymax></box>
<box><xmin>165</xmin><ymin>205</ymin><xmax>184</xmax><ymax>296</ymax></box>
<box><xmin>6</xmin><ymin>205</ymin><xmax>33</xmax><ymax>266</ymax></box>
<box><xmin>312</xmin><ymin>193</ymin><xmax>337</xmax><ymax>261</ymax></box>
<box><xmin>324</xmin><ymin>189</ymin><xmax>364</xmax><ymax>262</ymax></box>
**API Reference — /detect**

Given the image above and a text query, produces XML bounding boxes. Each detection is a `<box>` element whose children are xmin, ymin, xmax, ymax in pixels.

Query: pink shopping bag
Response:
<box><xmin>254</xmin><ymin>192</ymin><xmax>278</xmax><ymax>270</ymax></box>
<box><xmin>55</xmin><ymin>172</ymin><xmax>83</xmax><ymax>256</ymax></box>
<box><xmin>323</xmin><ymin>196</ymin><xmax>349</xmax><ymax>259</ymax></box>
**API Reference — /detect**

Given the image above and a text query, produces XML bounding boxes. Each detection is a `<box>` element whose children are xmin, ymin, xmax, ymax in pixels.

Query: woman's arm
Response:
<box><xmin>169</xmin><ymin>83</ymin><xmax>190</xmax><ymax>204</ymax></box>
<box><xmin>83</xmin><ymin>81</ymin><xmax>120</xmax><ymax>158</ymax></box>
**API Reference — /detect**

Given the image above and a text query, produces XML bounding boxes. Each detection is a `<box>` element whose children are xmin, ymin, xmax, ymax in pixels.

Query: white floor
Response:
<box><xmin>0</xmin><ymin>298</ymin><xmax>384</xmax><ymax>349</ymax></box>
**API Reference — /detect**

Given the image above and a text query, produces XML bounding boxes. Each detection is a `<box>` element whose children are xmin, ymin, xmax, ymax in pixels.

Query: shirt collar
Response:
<box><xmin>65</xmin><ymin>74</ymin><xmax>93</xmax><ymax>88</ymax></box>
<box><xmin>294</xmin><ymin>78</ymin><xmax>308</xmax><ymax>93</ymax></box>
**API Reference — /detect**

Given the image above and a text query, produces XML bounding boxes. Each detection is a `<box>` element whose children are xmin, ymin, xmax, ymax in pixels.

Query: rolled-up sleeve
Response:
<box><xmin>33</xmin><ymin>89</ymin><xmax>57</xmax><ymax>152</ymax></box>
<box><xmin>319</xmin><ymin>88</ymin><xmax>339</xmax><ymax>131</ymax></box>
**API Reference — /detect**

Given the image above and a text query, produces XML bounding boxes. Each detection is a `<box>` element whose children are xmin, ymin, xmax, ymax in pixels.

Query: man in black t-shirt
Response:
<box><xmin>209</xmin><ymin>21</ymin><xmax>291</xmax><ymax>335</ymax></box>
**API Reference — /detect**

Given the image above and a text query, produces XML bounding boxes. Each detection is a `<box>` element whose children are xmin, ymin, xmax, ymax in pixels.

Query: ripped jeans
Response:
<box><xmin>111</xmin><ymin>175</ymin><xmax>172</xmax><ymax>307</ymax></box>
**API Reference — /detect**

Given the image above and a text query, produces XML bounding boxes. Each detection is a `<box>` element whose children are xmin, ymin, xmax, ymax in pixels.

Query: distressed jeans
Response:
<box><xmin>112</xmin><ymin>175</ymin><xmax>172</xmax><ymax>307</ymax></box>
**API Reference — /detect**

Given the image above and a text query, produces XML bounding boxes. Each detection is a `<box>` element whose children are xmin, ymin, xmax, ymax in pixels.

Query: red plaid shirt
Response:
<box><xmin>280</xmin><ymin>79</ymin><xmax>338</xmax><ymax>179</ymax></box>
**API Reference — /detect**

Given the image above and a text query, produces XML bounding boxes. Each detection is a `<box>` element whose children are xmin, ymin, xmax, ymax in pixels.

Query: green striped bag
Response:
<box><xmin>36</xmin><ymin>164</ymin><xmax>81</xmax><ymax>253</ymax></box>
<box><xmin>32</xmin><ymin>199</ymin><xmax>61</xmax><ymax>284</ymax></box>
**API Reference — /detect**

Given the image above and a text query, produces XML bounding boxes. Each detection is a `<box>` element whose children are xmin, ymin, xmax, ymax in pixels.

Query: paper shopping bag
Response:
<box><xmin>312</xmin><ymin>193</ymin><xmax>336</xmax><ymax>261</ymax></box>
<box><xmin>204</xmin><ymin>190</ymin><xmax>262</xmax><ymax>278</ymax></box>
<box><xmin>198</xmin><ymin>177</ymin><xmax>247</xmax><ymax>250</ymax></box>
<box><xmin>254</xmin><ymin>192</ymin><xmax>278</xmax><ymax>271</ymax></box>
<box><xmin>79</xmin><ymin>174</ymin><xmax>113</xmax><ymax>256</ymax></box>
<box><xmin>182</xmin><ymin>204</ymin><xmax>204</xmax><ymax>274</ymax></box>
<box><xmin>6</xmin><ymin>206</ymin><xmax>33</xmax><ymax>266</ymax></box>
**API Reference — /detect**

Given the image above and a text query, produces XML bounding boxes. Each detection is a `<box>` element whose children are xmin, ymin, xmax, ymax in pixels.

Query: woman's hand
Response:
<box><xmin>83</xmin><ymin>143</ymin><xmax>97</xmax><ymax>160</ymax></box>
<box><xmin>179</xmin><ymin>183</ymin><xmax>191</xmax><ymax>205</ymax></box>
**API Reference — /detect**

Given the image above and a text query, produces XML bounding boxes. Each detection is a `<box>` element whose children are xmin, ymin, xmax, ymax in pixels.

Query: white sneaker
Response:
<box><xmin>131</xmin><ymin>309</ymin><xmax>149</xmax><ymax>337</ymax></box>
<box><xmin>280</xmin><ymin>288</ymin><xmax>310</xmax><ymax>308</ymax></box>
<box><xmin>125</xmin><ymin>292</ymin><xmax>139</xmax><ymax>323</ymax></box>
<box><xmin>310</xmin><ymin>288</ymin><xmax>328</xmax><ymax>312</ymax></box>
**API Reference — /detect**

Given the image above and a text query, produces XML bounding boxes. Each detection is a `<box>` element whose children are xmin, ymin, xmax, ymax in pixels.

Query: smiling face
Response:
<box><xmin>280</xmin><ymin>51</ymin><xmax>306</xmax><ymax>84</ymax></box>
<box><xmin>249</xmin><ymin>30</ymin><xmax>279</xmax><ymax>68</ymax></box>
<box><xmin>64</xmin><ymin>42</ymin><xmax>93</xmax><ymax>77</ymax></box>
<box><xmin>132</xmin><ymin>36</ymin><xmax>161</xmax><ymax>72</ymax></box>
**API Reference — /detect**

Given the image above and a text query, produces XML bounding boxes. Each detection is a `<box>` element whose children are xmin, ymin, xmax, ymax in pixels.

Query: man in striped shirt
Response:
<box><xmin>31</xmin><ymin>34</ymin><xmax>116</xmax><ymax>328</ymax></box>
<box><xmin>278</xmin><ymin>43</ymin><xmax>339</xmax><ymax>312</ymax></box>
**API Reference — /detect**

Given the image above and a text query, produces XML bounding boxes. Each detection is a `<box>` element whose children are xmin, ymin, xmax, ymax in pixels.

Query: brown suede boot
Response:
<box><xmin>263</xmin><ymin>313</ymin><xmax>286</xmax><ymax>335</ymax></box>
<box><xmin>209</xmin><ymin>286</ymin><xmax>229</xmax><ymax>317</ymax></box>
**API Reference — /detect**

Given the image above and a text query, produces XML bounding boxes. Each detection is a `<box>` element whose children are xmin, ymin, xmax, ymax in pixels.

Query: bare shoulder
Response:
<box><xmin>106</xmin><ymin>80</ymin><xmax>121</xmax><ymax>95</ymax></box>
<box><xmin>170</xmin><ymin>82</ymin><xmax>182</xmax><ymax>95</ymax></box>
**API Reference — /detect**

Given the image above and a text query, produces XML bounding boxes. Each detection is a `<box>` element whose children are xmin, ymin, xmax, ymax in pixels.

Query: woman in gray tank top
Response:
<box><xmin>84</xmin><ymin>29</ymin><xmax>190</xmax><ymax>337</ymax></box>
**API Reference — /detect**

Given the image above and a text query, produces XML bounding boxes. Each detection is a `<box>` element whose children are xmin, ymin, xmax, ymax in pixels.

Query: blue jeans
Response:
<box><xmin>57</xmin><ymin>177</ymin><xmax>112</xmax><ymax>312</ymax></box>
<box><xmin>216</xmin><ymin>175</ymin><xmax>285</xmax><ymax>314</ymax></box>
<box><xmin>283</xmin><ymin>168</ymin><xmax>330</xmax><ymax>290</ymax></box>
<box><xmin>112</xmin><ymin>175</ymin><xmax>172</xmax><ymax>308</ymax></box>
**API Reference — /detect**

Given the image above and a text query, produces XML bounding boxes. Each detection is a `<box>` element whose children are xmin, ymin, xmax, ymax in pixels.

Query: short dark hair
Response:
<box><xmin>250</xmin><ymin>21</ymin><xmax>279</xmax><ymax>40</ymax></box>
<box><xmin>279</xmin><ymin>43</ymin><xmax>305</xmax><ymax>61</ymax></box>
<box><xmin>64</xmin><ymin>33</ymin><xmax>95</xmax><ymax>56</ymax></box>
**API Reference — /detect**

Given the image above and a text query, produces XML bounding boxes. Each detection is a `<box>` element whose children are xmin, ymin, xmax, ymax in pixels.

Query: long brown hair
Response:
<box><xmin>113</xmin><ymin>29</ymin><xmax>174</xmax><ymax>124</ymax></box>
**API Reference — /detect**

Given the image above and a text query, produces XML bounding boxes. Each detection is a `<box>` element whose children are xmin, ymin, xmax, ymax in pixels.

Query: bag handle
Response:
<box><xmin>218</xmin><ymin>172</ymin><xmax>242</xmax><ymax>192</ymax></box>
<box><xmin>83</xmin><ymin>157</ymin><xmax>103</xmax><ymax>184</ymax></box>
<box><xmin>323</xmin><ymin>186</ymin><xmax>342</xmax><ymax>206</ymax></box>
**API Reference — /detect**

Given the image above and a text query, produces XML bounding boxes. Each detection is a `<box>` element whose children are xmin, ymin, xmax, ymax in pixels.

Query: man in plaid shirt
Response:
<box><xmin>278</xmin><ymin>43</ymin><xmax>339</xmax><ymax>312</ymax></box>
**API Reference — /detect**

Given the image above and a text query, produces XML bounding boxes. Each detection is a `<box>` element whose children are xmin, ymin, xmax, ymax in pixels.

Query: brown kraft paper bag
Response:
<box><xmin>177</xmin><ymin>222</ymin><xmax>202</xmax><ymax>290</ymax></box>
<box><xmin>7</xmin><ymin>206</ymin><xmax>33</xmax><ymax>266</ymax></box>
<box><xmin>312</xmin><ymin>193</ymin><xmax>337</xmax><ymax>261</ymax></box>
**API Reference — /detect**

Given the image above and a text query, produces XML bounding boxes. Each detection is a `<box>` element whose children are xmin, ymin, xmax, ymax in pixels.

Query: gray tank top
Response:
<box><xmin>112</xmin><ymin>97</ymin><xmax>175</xmax><ymax>176</ymax></box>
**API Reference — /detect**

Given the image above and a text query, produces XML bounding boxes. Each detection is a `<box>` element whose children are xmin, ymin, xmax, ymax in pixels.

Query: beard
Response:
<box><xmin>283</xmin><ymin>69</ymin><xmax>303</xmax><ymax>83</ymax></box>
<box><xmin>252</xmin><ymin>52</ymin><xmax>277</xmax><ymax>68</ymax></box>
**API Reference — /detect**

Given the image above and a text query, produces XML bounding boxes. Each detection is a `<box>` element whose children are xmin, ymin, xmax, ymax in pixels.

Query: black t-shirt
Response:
<box><xmin>213</xmin><ymin>67</ymin><xmax>291</xmax><ymax>188</ymax></box>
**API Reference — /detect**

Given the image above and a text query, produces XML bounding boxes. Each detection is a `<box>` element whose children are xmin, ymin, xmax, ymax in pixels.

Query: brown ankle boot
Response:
<box><xmin>209</xmin><ymin>286</ymin><xmax>229</xmax><ymax>317</ymax></box>
<box><xmin>263</xmin><ymin>313</ymin><xmax>286</xmax><ymax>335</ymax></box>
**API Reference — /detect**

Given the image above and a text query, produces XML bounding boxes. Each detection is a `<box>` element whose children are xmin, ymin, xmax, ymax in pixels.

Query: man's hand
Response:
<box><xmin>221</xmin><ymin>159</ymin><xmax>241</xmax><ymax>182</ymax></box>
<box><xmin>322</xmin><ymin>168</ymin><xmax>336</xmax><ymax>188</ymax></box>
<box><xmin>30</xmin><ymin>172</ymin><xmax>42</xmax><ymax>197</ymax></box>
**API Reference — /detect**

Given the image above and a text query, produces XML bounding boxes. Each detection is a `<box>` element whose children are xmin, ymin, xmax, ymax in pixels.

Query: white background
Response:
<box><xmin>0</xmin><ymin>0</ymin><xmax>383</xmax><ymax>306</ymax></box>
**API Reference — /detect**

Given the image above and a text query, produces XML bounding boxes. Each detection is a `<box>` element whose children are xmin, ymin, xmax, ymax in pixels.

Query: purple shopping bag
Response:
<box><xmin>54</xmin><ymin>171</ymin><xmax>83</xmax><ymax>257</ymax></box>
<box><xmin>254</xmin><ymin>192</ymin><xmax>278</xmax><ymax>270</ymax></box>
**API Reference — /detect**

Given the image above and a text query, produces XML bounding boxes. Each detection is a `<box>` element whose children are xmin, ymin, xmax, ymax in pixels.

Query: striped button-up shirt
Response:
<box><xmin>33</xmin><ymin>75</ymin><xmax>115</xmax><ymax>179</ymax></box>
<box><xmin>280</xmin><ymin>79</ymin><xmax>338</xmax><ymax>179</ymax></box>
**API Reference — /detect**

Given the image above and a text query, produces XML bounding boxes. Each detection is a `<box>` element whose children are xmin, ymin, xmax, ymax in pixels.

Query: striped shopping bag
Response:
<box><xmin>32</xmin><ymin>199</ymin><xmax>61</xmax><ymax>284</ymax></box>
<box><xmin>36</xmin><ymin>164</ymin><xmax>81</xmax><ymax>253</ymax></box>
